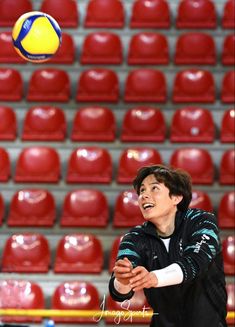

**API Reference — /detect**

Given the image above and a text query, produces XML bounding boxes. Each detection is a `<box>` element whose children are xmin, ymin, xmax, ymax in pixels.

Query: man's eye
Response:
<box><xmin>140</xmin><ymin>188</ymin><xmax>145</xmax><ymax>193</ymax></box>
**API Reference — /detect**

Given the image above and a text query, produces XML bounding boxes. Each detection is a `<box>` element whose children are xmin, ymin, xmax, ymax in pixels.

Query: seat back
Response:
<box><xmin>0</xmin><ymin>106</ymin><xmax>16</xmax><ymax>140</ymax></box>
<box><xmin>220</xmin><ymin>108</ymin><xmax>235</xmax><ymax>143</ymax></box>
<box><xmin>222</xmin><ymin>35</ymin><xmax>235</xmax><ymax>65</ymax></box>
<box><xmin>221</xmin><ymin>71</ymin><xmax>235</xmax><ymax>103</ymax></box>
<box><xmin>49</xmin><ymin>32</ymin><xmax>75</xmax><ymax>63</ymax></box>
<box><xmin>222</xmin><ymin>236</ymin><xmax>235</xmax><ymax>275</ymax></box>
<box><xmin>0</xmin><ymin>193</ymin><xmax>4</xmax><ymax>225</ymax></box>
<box><xmin>218</xmin><ymin>191</ymin><xmax>235</xmax><ymax>229</ymax></box>
<box><xmin>0</xmin><ymin>31</ymin><xmax>26</xmax><ymax>63</ymax></box>
<box><xmin>0</xmin><ymin>68</ymin><xmax>23</xmax><ymax>101</ymax></box>
<box><xmin>0</xmin><ymin>0</ymin><xmax>32</xmax><ymax>26</ymax></box>
<box><xmin>219</xmin><ymin>149</ymin><xmax>235</xmax><ymax>185</ymax></box>
<box><xmin>222</xmin><ymin>0</ymin><xmax>235</xmax><ymax>29</ymax></box>
<box><xmin>0</xmin><ymin>147</ymin><xmax>10</xmax><ymax>182</ymax></box>
<box><xmin>109</xmin><ymin>235</ymin><xmax>123</xmax><ymax>272</ymax></box>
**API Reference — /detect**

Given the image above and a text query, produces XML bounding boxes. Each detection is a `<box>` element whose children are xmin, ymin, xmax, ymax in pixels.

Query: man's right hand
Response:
<box><xmin>113</xmin><ymin>257</ymin><xmax>134</xmax><ymax>285</ymax></box>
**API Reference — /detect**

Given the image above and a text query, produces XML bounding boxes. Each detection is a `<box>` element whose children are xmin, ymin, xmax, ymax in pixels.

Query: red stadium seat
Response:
<box><xmin>170</xmin><ymin>148</ymin><xmax>214</xmax><ymax>185</ymax></box>
<box><xmin>0</xmin><ymin>31</ymin><xmax>26</xmax><ymax>63</ymax></box>
<box><xmin>222</xmin><ymin>0</ymin><xmax>235</xmax><ymax>29</ymax></box>
<box><xmin>0</xmin><ymin>106</ymin><xmax>16</xmax><ymax>140</ymax></box>
<box><xmin>71</xmin><ymin>106</ymin><xmax>116</xmax><ymax>142</ymax></box>
<box><xmin>113</xmin><ymin>190</ymin><xmax>144</xmax><ymax>228</ymax></box>
<box><xmin>128</xmin><ymin>32</ymin><xmax>169</xmax><ymax>65</ymax></box>
<box><xmin>60</xmin><ymin>189</ymin><xmax>108</xmax><ymax>227</ymax></box>
<box><xmin>222</xmin><ymin>236</ymin><xmax>235</xmax><ymax>275</ymax></box>
<box><xmin>0</xmin><ymin>148</ymin><xmax>10</xmax><ymax>182</ymax></box>
<box><xmin>109</xmin><ymin>235</ymin><xmax>123</xmax><ymax>273</ymax></box>
<box><xmin>0</xmin><ymin>280</ymin><xmax>44</xmax><ymax>323</ymax></box>
<box><xmin>130</xmin><ymin>0</ymin><xmax>170</xmax><ymax>28</ymax></box>
<box><xmin>174</xmin><ymin>33</ymin><xmax>216</xmax><ymax>65</ymax></box>
<box><xmin>226</xmin><ymin>283</ymin><xmax>235</xmax><ymax>325</ymax></box>
<box><xmin>219</xmin><ymin>149</ymin><xmax>235</xmax><ymax>185</ymax></box>
<box><xmin>221</xmin><ymin>71</ymin><xmax>235</xmax><ymax>103</ymax></box>
<box><xmin>176</xmin><ymin>0</ymin><xmax>216</xmax><ymax>29</ymax></box>
<box><xmin>121</xmin><ymin>106</ymin><xmax>166</xmax><ymax>142</ymax></box>
<box><xmin>7</xmin><ymin>189</ymin><xmax>56</xmax><ymax>227</ymax></box>
<box><xmin>170</xmin><ymin>106</ymin><xmax>215</xmax><ymax>143</ymax></box>
<box><xmin>0</xmin><ymin>68</ymin><xmax>23</xmax><ymax>101</ymax></box>
<box><xmin>48</xmin><ymin>33</ymin><xmax>76</xmax><ymax>64</ymax></box>
<box><xmin>27</xmin><ymin>68</ymin><xmax>70</xmax><ymax>102</ymax></box>
<box><xmin>172</xmin><ymin>69</ymin><xmax>215</xmax><ymax>103</ymax></box>
<box><xmin>0</xmin><ymin>193</ymin><xmax>4</xmax><ymax>225</ymax></box>
<box><xmin>218</xmin><ymin>191</ymin><xmax>235</xmax><ymax>229</ymax></box>
<box><xmin>22</xmin><ymin>106</ymin><xmax>66</xmax><ymax>141</ymax></box>
<box><xmin>2</xmin><ymin>233</ymin><xmax>50</xmax><ymax>273</ymax></box>
<box><xmin>40</xmin><ymin>0</ymin><xmax>79</xmax><ymax>27</ymax></box>
<box><xmin>84</xmin><ymin>0</ymin><xmax>124</xmax><ymax>28</ymax></box>
<box><xmin>54</xmin><ymin>234</ymin><xmax>103</xmax><ymax>273</ymax></box>
<box><xmin>222</xmin><ymin>35</ymin><xmax>235</xmax><ymax>65</ymax></box>
<box><xmin>76</xmin><ymin>69</ymin><xmax>119</xmax><ymax>102</ymax></box>
<box><xmin>66</xmin><ymin>146</ymin><xmax>112</xmax><ymax>183</ymax></box>
<box><xmin>117</xmin><ymin>147</ymin><xmax>162</xmax><ymax>184</ymax></box>
<box><xmin>220</xmin><ymin>108</ymin><xmax>235</xmax><ymax>143</ymax></box>
<box><xmin>14</xmin><ymin>147</ymin><xmax>60</xmax><ymax>183</ymax></box>
<box><xmin>81</xmin><ymin>32</ymin><xmax>122</xmax><ymax>64</ymax></box>
<box><xmin>189</xmin><ymin>190</ymin><xmax>213</xmax><ymax>212</ymax></box>
<box><xmin>124</xmin><ymin>69</ymin><xmax>166</xmax><ymax>103</ymax></box>
<box><xmin>0</xmin><ymin>0</ymin><xmax>32</xmax><ymax>26</ymax></box>
<box><xmin>106</xmin><ymin>291</ymin><xmax>151</xmax><ymax>324</ymax></box>
<box><xmin>51</xmin><ymin>281</ymin><xmax>100</xmax><ymax>324</ymax></box>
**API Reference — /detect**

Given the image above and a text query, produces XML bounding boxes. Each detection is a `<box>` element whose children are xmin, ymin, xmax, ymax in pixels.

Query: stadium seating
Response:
<box><xmin>0</xmin><ymin>68</ymin><xmax>23</xmax><ymax>101</ymax></box>
<box><xmin>113</xmin><ymin>190</ymin><xmax>144</xmax><ymax>227</ymax></box>
<box><xmin>22</xmin><ymin>106</ymin><xmax>66</xmax><ymax>141</ymax></box>
<box><xmin>109</xmin><ymin>235</ymin><xmax>123</xmax><ymax>273</ymax></box>
<box><xmin>170</xmin><ymin>148</ymin><xmax>214</xmax><ymax>184</ymax></box>
<box><xmin>117</xmin><ymin>147</ymin><xmax>162</xmax><ymax>183</ymax></box>
<box><xmin>14</xmin><ymin>146</ymin><xmax>60</xmax><ymax>183</ymax></box>
<box><xmin>60</xmin><ymin>189</ymin><xmax>108</xmax><ymax>227</ymax></box>
<box><xmin>222</xmin><ymin>0</ymin><xmax>235</xmax><ymax>29</ymax></box>
<box><xmin>176</xmin><ymin>0</ymin><xmax>216</xmax><ymax>29</ymax></box>
<box><xmin>218</xmin><ymin>191</ymin><xmax>235</xmax><ymax>229</ymax></box>
<box><xmin>0</xmin><ymin>193</ymin><xmax>4</xmax><ymax>225</ymax></box>
<box><xmin>0</xmin><ymin>147</ymin><xmax>10</xmax><ymax>182</ymax></box>
<box><xmin>121</xmin><ymin>106</ymin><xmax>166</xmax><ymax>142</ymax></box>
<box><xmin>76</xmin><ymin>68</ymin><xmax>119</xmax><ymax>102</ymax></box>
<box><xmin>0</xmin><ymin>31</ymin><xmax>26</xmax><ymax>63</ymax></box>
<box><xmin>0</xmin><ymin>0</ymin><xmax>32</xmax><ymax>26</ymax></box>
<box><xmin>2</xmin><ymin>233</ymin><xmax>50</xmax><ymax>272</ymax></box>
<box><xmin>124</xmin><ymin>69</ymin><xmax>166</xmax><ymax>102</ymax></box>
<box><xmin>81</xmin><ymin>32</ymin><xmax>122</xmax><ymax>64</ymax></box>
<box><xmin>7</xmin><ymin>189</ymin><xmax>56</xmax><ymax>227</ymax></box>
<box><xmin>27</xmin><ymin>68</ymin><xmax>70</xmax><ymax>102</ymax></box>
<box><xmin>222</xmin><ymin>235</ymin><xmax>235</xmax><ymax>275</ymax></box>
<box><xmin>219</xmin><ymin>149</ymin><xmax>235</xmax><ymax>185</ymax></box>
<box><xmin>220</xmin><ymin>108</ymin><xmax>235</xmax><ymax>143</ymax></box>
<box><xmin>174</xmin><ymin>33</ymin><xmax>216</xmax><ymax>65</ymax></box>
<box><xmin>189</xmin><ymin>190</ymin><xmax>213</xmax><ymax>212</ymax></box>
<box><xmin>48</xmin><ymin>32</ymin><xmax>76</xmax><ymax>64</ymax></box>
<box><xmin>128</xmin><ymin>32</ymin><xmax>169</xmax><ymax>65</ymax></box>
<box><xmin>221</xmin><ymin>71</ymin><xmax>235</xmax><ymax>103</ymax></box>
<box><xmin>226</xmin><ymin>283</ymin><xmax>235</xmax><ymax>325</ymax></box>
<box><xmin>51</xmin><ymin>281</ymin><xmax>100</xmax><ymax>323</ymax></box>
<box><xmin>40</xmin><ymin>0</ymin><xmax>79</xmax><ymax>27</ymax></box>
<box><xmin>54</xmin><ymin>233</ymin><xmax>103</xmax><ymax>273</ymax></box>
<box><xmin>172</xmin><ymin>69</ymin><xmax>215</xmax><ymax>103</ymax></box>
<box><xmin>222</xmin><ymin>35</ymin><xmax>235</xmax><ymax>65</ymax></box>
<box><xmin>170</xmin><ymin>106</ymin><xmax>215</xmax><ymax>143</ymax></box>
<box><xmin>0</xmin><ymin>106</ymin><xmax>16</xmax><ymax>140</ymax></box>
<box><xmin>130</xmin><ymin>0</ymin><xmax>170</xmax><ymax>28</ymax></box>
<box><xmin>0</xmin><ymin>279</ymin><xmax>44</xmax><ymax>323</ymax></box>
<box><xmin>84</xmin><ymin>0</ymin><xmax>125</xmax><ymax>28</ymax></box>
<box><xmin>71</xmin><ymin>106</ymin><xmax>116</xmax><ymax>141</ymax></box>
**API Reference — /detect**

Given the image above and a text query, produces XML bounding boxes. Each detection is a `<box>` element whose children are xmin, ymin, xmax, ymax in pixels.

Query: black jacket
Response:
<box><xmin>109</xmin><ymin>208</ymin><xmax>227</xmax><ymax>327</ymax></box>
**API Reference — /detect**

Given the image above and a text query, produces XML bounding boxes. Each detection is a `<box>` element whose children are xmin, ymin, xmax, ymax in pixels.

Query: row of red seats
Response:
<box><xmin>0</xmin><ymin>68</ymin><xmax>234</xmax><ymax>103</ymax></box>
<box><xmin>1</xmin><ymin>233</ymin><xmax>234</xmax><ymax>275</ymax></box>
<box><xmin>1</xmin><ymin>31</ymin><xmax>234</xmax><ymax>66</ymax></box>
<box><xmin>1</xmin><ymin>279</ymin><xmax>233</xmax><ymax>325</ymax></box>
<box><xmin>0</xmin><ymin>147</ymin><xmax>234</xmax><ymax>185</ymax></box>
<box><xmin>0</xmin><ymin>0</ymin><xmax>234</xmax><ymax>29</ymax></box>
<box><xmin>0</xmin><ymin>106</ymin><xmax>234</xmax><ymax>143</ymax></box>
<box><xmin>0</xmin><ymin>189</ymin><xmax>234</xmax><ymax>229</ymax></box>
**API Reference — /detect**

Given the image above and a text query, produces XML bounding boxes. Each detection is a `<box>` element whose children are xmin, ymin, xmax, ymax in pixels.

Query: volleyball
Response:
<box><xmin>12</xmin><ymin>11</ymin><xmax>61</xmax><ymax>63</ymax></box>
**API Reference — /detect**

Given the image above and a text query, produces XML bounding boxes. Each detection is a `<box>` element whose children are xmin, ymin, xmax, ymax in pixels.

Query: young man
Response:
<box><xmin>109</xmin><ymin>164</ymin><xmax>227</xmax><ymax>327</ymax></box>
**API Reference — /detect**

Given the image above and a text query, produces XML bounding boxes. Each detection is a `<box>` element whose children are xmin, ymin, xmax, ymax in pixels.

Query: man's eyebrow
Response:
<box><xmin>140</xmin><ymin>181</ymin><xmax>160</xmax><ymax>187</ymax></box>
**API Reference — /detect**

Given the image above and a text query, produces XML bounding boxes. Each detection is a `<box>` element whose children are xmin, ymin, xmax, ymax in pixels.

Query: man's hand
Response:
<box><xmin>129</xmin><ymin>266</ymin><xmax>158</xmax><ymax>291</ymax></box>
<box><xmin>113</xmin><ymin>257</ymin><xmax>133</xmax><ymax>285</ymax></box>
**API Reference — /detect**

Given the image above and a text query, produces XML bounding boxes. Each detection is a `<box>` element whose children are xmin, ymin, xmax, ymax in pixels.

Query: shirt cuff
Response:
<box><xmin>153</xmin><ymin>263</ymin><xmax>184</xmax><ymax>287</ymax></box>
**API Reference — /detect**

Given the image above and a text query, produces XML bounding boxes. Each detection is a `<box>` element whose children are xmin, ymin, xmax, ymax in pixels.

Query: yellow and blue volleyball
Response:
<box><xmin>12</xmin><ymin>11</ymin><xmax>61</xmax><ymax>63</ymax></box>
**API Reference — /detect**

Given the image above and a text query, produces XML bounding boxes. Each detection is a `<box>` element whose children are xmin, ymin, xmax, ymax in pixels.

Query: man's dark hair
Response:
<box><xmin>133</xmin><ymin>164</ymin><xmax>192</xmax><ymax>211</ymax></box>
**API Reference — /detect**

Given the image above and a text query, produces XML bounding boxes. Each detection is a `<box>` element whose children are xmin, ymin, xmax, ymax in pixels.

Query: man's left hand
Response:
<box><xmin>129</xmin><ymin>266</ymin><xmax>158</xmax><ymax>291</ymax></box>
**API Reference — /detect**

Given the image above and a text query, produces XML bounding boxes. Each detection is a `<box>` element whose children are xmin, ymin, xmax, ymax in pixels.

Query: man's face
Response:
<box><xmin>138</xmin><ymin>174</ymin><xmax>180</xmax><ymax>222</ymax></box>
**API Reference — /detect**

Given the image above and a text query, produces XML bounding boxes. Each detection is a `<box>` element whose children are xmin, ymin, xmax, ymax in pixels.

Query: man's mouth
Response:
<box><xmin>142</xmin><ymin>203</ymin><xmax>155</xmax><ymax>210</ymax></box>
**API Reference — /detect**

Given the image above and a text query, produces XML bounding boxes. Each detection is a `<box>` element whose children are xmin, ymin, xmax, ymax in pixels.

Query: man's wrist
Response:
<box><xmin>114</xmin><ymin>278</ymin><xmax>132</xmax><ymax>294</ymax></box>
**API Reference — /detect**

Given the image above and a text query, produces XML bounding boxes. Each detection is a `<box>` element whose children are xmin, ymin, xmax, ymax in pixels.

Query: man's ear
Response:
<box><xmin>173</xmin><ymin>194</ymin><xmax>183</xmax><ymax>205</ymax></box>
